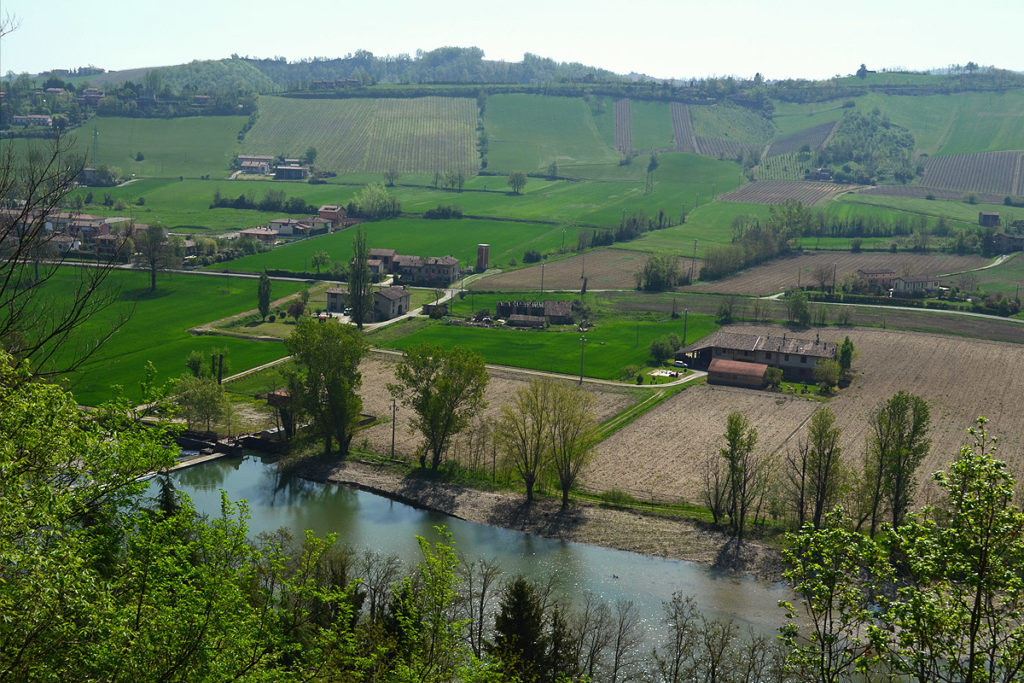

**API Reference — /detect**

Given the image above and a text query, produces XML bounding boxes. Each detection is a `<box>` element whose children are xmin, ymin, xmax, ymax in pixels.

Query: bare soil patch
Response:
<box><xmin>471</xmin><ymin>249</ymin><xmax>698</xmax><ymax>292</ymax></box>
<box><xmin>587</xmin><ymin>322</ymin><xmax>1024</xmax><ymax>507</ymax></box>
<box><xmin>685</xmin><ymin>251</ymin><xmax>988</xmax><ymax>296</ymax></box>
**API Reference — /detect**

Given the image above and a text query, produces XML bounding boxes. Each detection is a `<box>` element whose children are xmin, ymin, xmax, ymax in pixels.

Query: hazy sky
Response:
<box><xmin>2</xmin><ymin>0</ymin><xmax>1022</xmax><ymax>81</ymax></box>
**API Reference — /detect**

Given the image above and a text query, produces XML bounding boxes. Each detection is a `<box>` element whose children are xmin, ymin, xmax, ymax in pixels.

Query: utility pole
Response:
<box><xmin>689</xmin><ymin>239</ymin><xmax>697</xmax><ymax>282</ymax></box>
<box><xmin>683</xmin><ymin>309</ymin><xmax>688</xmax><ymax>346</ymax></box>
<box><xmin>578</xmin><ymin>335</ymin><xmax>586</xmax><ymax>385</ymax></box>
<box><xmin>391</xmin><ymin>398</ymin><xmax>396</xmax><ymax>458</ymax></box>
<box><xmin>540</xmin><ymin>263</ymin><xmax>544</xmax><ymax>295</ymax></box>
<box><xmin>832</xmin><ymin>263</ymin><xmax>837</xmax><ymax>294</ymax></box>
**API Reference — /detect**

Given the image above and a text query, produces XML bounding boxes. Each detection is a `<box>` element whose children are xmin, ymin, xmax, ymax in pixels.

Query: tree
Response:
<box><xmin>765</xmin><ymin>366</ymin><xmax>783</xmax><ymax>390</ymax></box>
<box><xmin>285</xmin><ymin>317</ymin><xmax>366</xmax><ymax>455</ymax></box>
<box><xmin>786</xmin><ymin>289</ymin><xmax>811</xmax><ymax>326</ymax></box>
<box><xmin>860</xmin><ymin>391</ymin><xmax>930</xmax><ymax>536</ymax></box>
<box><xmin>813</xmin><ymin>358</ymin><xmax>841</xmax><ymax>393</ymax></box>
<box><xmin>174</xmin><ymin>374</ymin><xmax>230</xmax><ymax>432</ymax></box>
<box><xmin>287</xmin><ymin>299</ymin><xmax>305</xmax><ymax>322</ymax></box>
<box><xmin>720</xmin><ymin>411</ymin><xmax>761</xmax><ymax>541</ymax></box>
<box><xmin>497</xmin><ymin>379</ymin><xmax>549</xmax><ymax>503</ymax></box>
<box><xmin>388</xmin><ymin>344</ymin><xmax>488</xmax><ymax>470</ymax></box>
<box><xmin>257</xmin><ymin>271</ymin><xmax>272</xmax><ymax>321</ymax></box>
<box><xmin>351</xmin><ymin>183</ymin><xmax>400</xmax><ymax>219</ymax></box>
<box><xmin>547</xmin><ymin>160</ymin><xmax>558</xmax><ymax>180</ymax></box>
<box><xmin>490</xmin><ymin>576</ymin><xmax>547</xmax><ymax>681</ymax></box>
<box><xmin>507</xmin><ymin>171</ymin><xmax>527</xmax><ymax>195</ymax></box>
<box><xmin>311</xmin><ymin>249</ymin><xmax>330</xmax><ymax>275</ymax></box>
<box><xmin>649</xmin><ymin>336</ymin><xmax>674</xmax><ymax>363</ymax></box>
<box><xmin>135</xmin><ymin>222</ymin><xmax>179</xmax><ymax>292</ymax></box>
<box><xmin>838</xmin><ymin>336</ymin><xmax>855</xmax><ymax>373</ymax></box>
<box><xmin>347</xmin><ymin>229</ymin><xmax>375</xmax><ymax>329</ymax></box>
<box><xmin>383</xmin><ymin>168</ymin><xmax>399</xmax><ymax>187</ymax></box>
<box><xmin>304</xmin><ymin>146</ymin><xmax>317</xmax><ymax>165</ymax></box>
<box><xmin>546</xmin><ymin>382</ymin><xmax>598</xmax><ymax>508</ymax></box>
<box><xmin>807</xmin><ymin>408</ymin><xmax>844</xmax><ymax>528</ymax></box>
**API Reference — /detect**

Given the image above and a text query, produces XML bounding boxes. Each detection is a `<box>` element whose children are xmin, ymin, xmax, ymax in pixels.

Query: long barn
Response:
<box><xmin>678</xmin><ymin>329</ymin><xmax>837</xmax><ymax>382</ymax></box>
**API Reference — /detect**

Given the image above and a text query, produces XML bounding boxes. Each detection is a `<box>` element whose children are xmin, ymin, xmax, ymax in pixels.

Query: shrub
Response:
<box><xmin>268</xmin><ymin>314</ymin><xmax>276</xmax><ymax>323</ymax></box>
<box><xmin>600</xmin><ymin>489</ymin><xmax>638</xmax><ymax>506</ymax></box>
<box><xmin>523</xmin><ymin>249</ymin><xmax>542</xmax><ymax>263</ymax></box>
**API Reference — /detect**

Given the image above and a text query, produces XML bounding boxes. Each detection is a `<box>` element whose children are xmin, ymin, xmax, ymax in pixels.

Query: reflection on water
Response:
<box><xmin>166</xmin><ymin>454</ymin><xmax>791</xmax><ymax>637</ymax></box>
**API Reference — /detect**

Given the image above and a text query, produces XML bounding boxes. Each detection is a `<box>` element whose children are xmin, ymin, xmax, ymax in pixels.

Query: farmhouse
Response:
<box><xmin>708</xmin><ymin>358</ymin><xmax>768</xmax><ymax>388</ymax></box>
<box><xmin>236</xmin><ymin>154</ymin><xmax>275</xmax><ymax>175</ymax></box>
<box><xmin>318</xmin><ymin>205</ymin><xmax>347</xmax><ymax>228</ymax></box>
<box><xmin>369</xmin><ymin>248</ymin><xmax>398</xmax><ymax>271</ymax></box>
<box><xmin>373</xmin><ymin>286</ymin><xmax>411</xmax><ymax>321</ymax></box>
<box><xmin>678</xmin><ymin>329</ymin><xmax>837</xmax><ymax>382</ymax></box>
<box><xmin>856</xmin><ymin>268</ymin><xmax>896</xmax><ymax>290</ymax></box>
<box><xmin>239</xmin><ymin>227</ymin><xmax>279</xmax><ymax>244</ymax></box>
<box><xmin>892</xmin><ymin>275</ymin><xmax>940</xmax><ymax>296</ymax></box>
<box><xmin>274</xmin><ymin>164</ymin><xmax>308</xmax><ymax>181</ymax></box>
<box><xmin>993</xmin><ymin>233</ymin><xmax>1024</xmax><ymax>252</ymax></box>
<box><xmin>326</xmin><ymin>287</ymin><xmax>347</xmax><ymax>313</ymax></box>
<box><xmin>495</xmin><ymin>300</ymin><xmax>574</xmax><ymax>325</ymax></box>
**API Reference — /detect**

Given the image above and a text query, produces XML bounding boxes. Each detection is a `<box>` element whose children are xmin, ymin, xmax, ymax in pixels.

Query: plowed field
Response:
<box><xmin>469</xmin><ymin>249</ymin><xmax>699</xmax><ymax>291</ymax></box>
<box><xmin>685</xmin><ymin>252</ymin><xmax>988</xmax><ymax>295</ymax></box>
<box><xmin>583</xmin><ymin>324</ymin><xmax>1024</xmax><ymax>507</ymax></box>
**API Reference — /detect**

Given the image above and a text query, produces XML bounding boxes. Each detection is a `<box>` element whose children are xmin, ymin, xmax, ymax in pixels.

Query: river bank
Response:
<box><xmin>297</xmin><ymin>458</ymin><xmax>787</xmax><ymax>583</ymax></box>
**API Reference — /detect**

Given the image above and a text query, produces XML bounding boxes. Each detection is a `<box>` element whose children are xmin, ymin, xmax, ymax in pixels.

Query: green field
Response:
<box><xmin>208</xmin><ymin>217</ymin><xmax>583</xmax><ymax>273</ymax></box>
<box><xmin>46</xmin><ymin>269</ymin><xmax>305</xmax><ymax>405</ymax></box>
<box><xmin>485</xmin><ymin>94</ymin><xmax>619</xmax><ymax>173</ymax></box>
<box><xmin>242</xmin><ymin>96</ymin><xmax>477</xmax><ymax>174</ymax></box>
<box><xmin>629</xmin><ymin>100</ymin><xmax>675</xmax><ymax>152</ymax></box>
<box><xmin>691</xmin><ymin>104</ymin><xmax>775</xmax><ymax>146</ymax></box>
<box><xmin>958</xmin><ymin>253</ymin><xmax>1024</xmax><ymax>297</ymax></box>
<box><xmin>70</xmin><ymin>116</ymin><xmax>247</xmax><ymax>178</ymax></box>
<box><xmin>374</xmin><ymin>315</ymin><xmax>718</xmax><ymax>380</ymax></box>
<box><xmin>624</xmin><ymin>201</ymin><xmax>773</xmax><ymax>257</ymax></box>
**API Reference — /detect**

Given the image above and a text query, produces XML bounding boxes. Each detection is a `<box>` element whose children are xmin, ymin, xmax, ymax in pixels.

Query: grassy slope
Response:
<box><xmin>485</xmin><ymin>94</ymin><xmax>619</xmax><ymax>173</ymax></box>
<box><xmin>72</xmin><ymin>116</ymin><xmax>247</xmax><ymax>178</ymax></box>
<box><xmin>629</xmin><ymin>100</ymin><xmax>675</xmax><ymax>152</ymax></box>
<box><xmin>46</xmin><ymin>269</ymin><xmax>304</xmax><ymax>405</ymax></box>
<box><xmin>690</xmin><ymin>104</ymin><xmax>775</xmax><ymax>145</ymax></box>
<box><xmin>242</xmin><ymin>96</ymin><xmax>478</xmax><ymax>174</ymax></box>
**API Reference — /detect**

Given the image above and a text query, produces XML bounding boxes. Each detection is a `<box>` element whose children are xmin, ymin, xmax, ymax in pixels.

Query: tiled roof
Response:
<box><xmin>683</xmin><ymin>329</ymin><xmax>837</xmax><ymax>358</ymax></box>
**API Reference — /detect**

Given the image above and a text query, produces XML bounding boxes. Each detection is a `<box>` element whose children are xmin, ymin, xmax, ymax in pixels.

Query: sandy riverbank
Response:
<box><xmin>297</xmin><ymin>459</ymin><xmax>787</xmax><ymax>582</ymax></box>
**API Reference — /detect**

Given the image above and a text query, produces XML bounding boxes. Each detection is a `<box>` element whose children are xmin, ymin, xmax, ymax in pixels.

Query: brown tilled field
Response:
<box><xmin>356</xmin><ymin>354</ymin><xmax>637</xmax><ymax>462</ymax></box>
<box><xmin>719</xmin><ymin>181</ymin><xmax>860</xmax><ymax>205</ymax></box>
<box><xmin>469</xmin><ymin>249</ymin><xmax>698</xmax><ymax>291</ymax></box>
<box><xmin>582</xmin><ymin>323</ymin><xmax>1024</xmax><ymax>507</ymax></box>
<box><xmin>685</xmin><ymin>252</ymin><xmax>988</xmax><ymax>295</ymax></box>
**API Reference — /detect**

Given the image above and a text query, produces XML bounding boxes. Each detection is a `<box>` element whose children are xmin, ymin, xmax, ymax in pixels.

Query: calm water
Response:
<box><xmin>168</xmin><ymin>454</ymin><xmax>792</xmax><ymax>638</ymax></box>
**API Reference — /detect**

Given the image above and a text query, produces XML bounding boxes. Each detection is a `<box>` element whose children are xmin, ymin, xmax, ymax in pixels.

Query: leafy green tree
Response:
<box><xmin>491</xmin><ymin>576</ymin><xmax>547</xmax><ymax>682</ymax></box>
<box><xmin>838</xmin><ymin>336</ymin><xmax>855</xmax><ymax>373</ymax></box>
<box><xmin>786</xmin><ymin>289</ymin><xmax>811</xmax><ymax>326</ymax></box>
<box><xmin>389</xmin><ymin>344</ymin><xmax>488</xmax><ymax>470</ymax></box>
<box><xmin>311</xmin><ymin>249</ymin><xmax>330</xmax><ymax>275</ymax></box>
<box><xmin>860</xmin><ymin>391</ymin><xmax>930</xmax><ymax>537</ymax></box>
<box><xmin>304</xmin><ymin>146</ymin><xmax>317</xmax><ymax>165</ymax></box>
<box><xmin>507</xmin><ymin>171</ymin><xmax>527</xmax><ymax>195</ymax></box>
<box><xmin>351</xmin><ymin>182</ymin><xmax>400</xmax><ymax>219</ymax></box>
<box><xmin>720</xmin><ymin>411</ymin><xmax>762</xmax><ymax>542</ymax></box>
<box><xmin>649</xmin><ymin>336</ymin><xmax>674</xmax><ymax>363</ymax></box>
<box><xmin>174</xmin><ymin>374</ymin><xmax>230</xmax><ymax>432</ymax></box>
<box><xmin>497</xmin><ymin>378</ymin><xmax>549</xmax><ymax>503</ymax></box>
<box><xmin>347</xmin><ymin>229</ymin><xmax>375</xmax><ymax>329</ymax></box>
<box><xmin>813</xmin><ymin>358</ymin><xmax>841</xmax><ymax>393</ymax></box>
<box><xmin>285</xmin><ymin>317</ymin><xmax>366</xmax><ymax>455</ymax></box>
<box><xmin>287</xmin><ymin>299</ymin><xmax>305</xmax><ymax>322</ymax></box>
<box><xmin>546</xmin><ymin>381</ymin><xmax>598</xmax><ymax>508</ymax></box>
<box><xmin>765</xmin><ymin>366</ymin><xmax>783</xmax><ymax>390</ymax></box>
<box><xmin>807</xmin><ymin>407</ymin><xmax>844</xmax><ymax>528</ymax></box>
<box><xmin>384</xmin><ymin>168</ymin><xmax>399</xmax><ymax>187</ymax></box>
<box><xmin>136</xmin><ymin>222</ymin><xmax>179</xmax><ymax>292</ymax></box>
<box><xmin>257</xmin><ymin>271</ymin><xmax>272</xmax><ymax>321</ymax></box>
<box><xmin>547</xmin><ymin>160</ymin><xmax>558</xmax><ymax>180</ymax></box>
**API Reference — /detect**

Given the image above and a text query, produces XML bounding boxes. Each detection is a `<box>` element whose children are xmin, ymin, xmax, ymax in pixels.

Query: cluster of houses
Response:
<box><xmin>237</xmin><ymin>205</ymin><xmax>352</xmax><ymax>245</ymax></box>
<box><xmin>234</xmin><ymin>154</ymin><xmax>310</xmax><ymax>180</ymax></box>
<box><xmin>677</xmin><ymin>330</ymin><xmax>838</xmax><ymax>387</ymax></box>
<box><xmin>0</xmin><ymin>208</ymin><xmax>162</xmax><ymax>258</ymax></box>
<box><xmin>367</xmin><ymin>248</ymin><xmax>461</xmax><ymax>286</ymax></box>
<box><xmin>856</xmin><ymin>268</ymin><xmax>940</xmax><ymax>296</ymax></box>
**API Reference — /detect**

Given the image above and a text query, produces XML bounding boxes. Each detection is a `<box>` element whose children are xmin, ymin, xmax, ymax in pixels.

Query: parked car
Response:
<box><xmin>673</xmin><ymin>360</ymin><xmax>687</xmax><ymax>368</ymax></box>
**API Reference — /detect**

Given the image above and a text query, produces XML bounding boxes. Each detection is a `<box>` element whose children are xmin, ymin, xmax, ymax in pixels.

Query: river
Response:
<box><xmin>167</xmin><ymin>453</ymin><xmax>792</xmax><ymax>639</ymax></box>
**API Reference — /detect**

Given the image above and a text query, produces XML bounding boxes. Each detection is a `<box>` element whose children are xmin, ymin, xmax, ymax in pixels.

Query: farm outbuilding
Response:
<box><xmin>979</xmin><ymin>211</ymin><xmax>1001</xmax><ymax>228</ymax></box>
<box><xmin>678</xmin><ymin>329</ymin><xmax>837</xmax><ymax>382</ymax></box>
<box><xmin>708</xmin><ymin>359</ymin><xmax>768</xmax><ymax>388</ymax></box>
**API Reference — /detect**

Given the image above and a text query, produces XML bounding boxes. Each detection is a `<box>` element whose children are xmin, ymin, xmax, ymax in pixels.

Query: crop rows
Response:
<box><xmin>695</xmin><ymin>136</ymin><xmax>758</xmax><ymax>160</ymax></box>
<box><xmin>920</xmin><ymin>150</ymin><xmax>1024</xmax><ymax>196</ymax></box>
<box><xmin>670</xmin><ymin>103</ymin><xmax>696</xmax><ymax>153</ymax></box>
<box><xmin>243</xmin><ymin>96</ymin><xmax>476</xmax><ymax>174</ymax></box>
<box><xmin>765</xmin><ymin>121</ymin><xmax>837</xmax><ymax>157</ymax></box>
<box><xmin>614</xmin><ymin>99</ymin><xmax>632</xmax><ymax>153</ymax></box>
<box><xmin>718</xmin><ymin>180</ymin><xmax>858</xmax><ymax>205</ymax></box>
<box><xmin>756</xmin><ymin>152</ymin><xmax>809</xmax><ymax>181</ymax></box>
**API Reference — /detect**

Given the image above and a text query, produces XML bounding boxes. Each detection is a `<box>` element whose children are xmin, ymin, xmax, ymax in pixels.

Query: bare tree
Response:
<box><xmin>784</xmin><ymin>438</ymin><xmax>811</xmax><ymax>527</ymax></box>
<box><xmin>496</xmin><ymin>378</ymin><xmax>552</xmax><ymax>502</ymax></box>
<box><xmin>0</xmin><ymin>130</ymin><xmax>127</xmax><ymax>380</ymax></box>
<box><xmin>573</xmin><ymin>592</ymin><xmax>614</xmax><ymax>680</ymax></box>
<box><xmin>545</xmin><ymin>381</ymin><xmax>598</xmax><ymax>508</ymax></box>
<box><xmin>807</xmin><ymin>407</ymin><xmax>844</xmax><ymax>528</ymax></box>
<box><xmin>456</xmin><ymin>557</ymin><xmax>502</xmax><ymax>657</ymax></box>
<box><xmin>609</xmin><ymin>600</ymin><xmax>642</xmax><ymax>683</ymax></box>
<box><xmin>701</xmin><ymin>450</ymin><xmax>729</xmax><ymax>525</ymax></box>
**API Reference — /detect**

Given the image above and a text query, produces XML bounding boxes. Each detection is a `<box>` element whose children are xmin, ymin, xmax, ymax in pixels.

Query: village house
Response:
<box><xmin>318</xmin><ymin>205</ymin><xmax>347</xmax><ymax>228</ymax></box>
<box><xmin>678</xmin><ymin>330</ymin><xmax>837</xmax><ymax>382</ymax></box>
<box><xmin>326</xmin><ymin>287</ymin><xmax>347</xmax><ymax>314</ymax></box>
<box><xmin>239</xmin><ymin>227</ymin><xmax>279</xmax><ymax>244</ymax></box>
<box><xmin>236</xmin><ymin>154</ymin><xmax>275</xmax><ymax>175</ymax></box>
<box><xmin>856</xmin><ymin>268</ymin><xmax>896</xmax><ymax>290</ymax></box>
<box><xmin>993</xmin><ymin>233</ymin><xmax>1024</xmax><ymax>252</ymax></box>
<box><xmin>373</xmin><ymin>286</ymin><xmax>411</xmax><ymax>321</ymax></box>
<box><xmin>892</xmin><ymin>275</ymin><xmax>940</xmax><ymax>296</ymax></box>
<box><xmin>979</xmin><ymin>211</ymin><xmax>1001</xmax><ymax>228</ymax></box>
<box><xmin>369</xmin><ymin>248</ymin><xmax>398</xmax><ymax>271</ymax></box>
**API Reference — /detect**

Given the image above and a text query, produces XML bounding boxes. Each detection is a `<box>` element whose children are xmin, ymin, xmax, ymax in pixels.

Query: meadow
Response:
<box><xmin>242</xmin><ymin>96</ymin><xmax>478</xmax><ymax>174</ymax></box>
<box><xmin>46</xmin><ymin>269</ymin><xmax>305</xmax><ymax>405</ymax></box>
<box><xmin>372</xmin><ymin>314</ymin><xmax>718</xmax><ymax>380</ymax></box>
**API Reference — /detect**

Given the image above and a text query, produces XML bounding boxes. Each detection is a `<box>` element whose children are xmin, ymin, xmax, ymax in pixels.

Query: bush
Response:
<box><xmin>268</xmin><ymin>314</ymin><xmax>276</xmax><ymax>323</ymax></box>
<box><xmin>600</xmin><ymin>489</ymin><xmax>638</xmax><ymax>506</ymax></box>
<box><xmin>523</xmin><ymin>249</ymin><xmax>542</xmax><ymax>263</ymax></box>
<box><xmin>619</xmin><ymin>364</ymin><xmax>641</xmax><ymax>381</ymax></box>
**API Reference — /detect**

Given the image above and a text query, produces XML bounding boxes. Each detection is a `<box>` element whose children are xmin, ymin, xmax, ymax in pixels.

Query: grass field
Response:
<box><xmin>373</xmin><ymin>315</ymin><xmax>717</xmax><ymax>380</ymax></box>
<box><xmin>484</xmin><ymin>94</ymin><xmax>619</xmax><ymax>173</ymax></box>
<box><xmin>629</xmin><ymin>100</ymin><xmax>675</xmax><ymax>152</ymax></box>
<box><xmin>70</xmin><ymin>116</ymin><xmax>247</xmax><ymax>178</ymax></box>
<box><xmin>959</xmin><ymin>253</ymin><xmax>1024</xmax><ymax>297</ymax></box>
<box><xmin>690</xmin><ymin>104</ymin><xmax>775</xmax><ymax>146</ymax></box>
<box><xmin>242</xmin><ymin>96</ymin><xmax>477</xmax><ymax>174</ymax></box>
<box><xmin>47</xmin><ymin>269</ymin><xmax>305</xmax><ymax>405</ymax></box>
<box><xmin>622</xmin><ymin>201</ymin><xmax>773</xmax><ymax>257</ymax></box>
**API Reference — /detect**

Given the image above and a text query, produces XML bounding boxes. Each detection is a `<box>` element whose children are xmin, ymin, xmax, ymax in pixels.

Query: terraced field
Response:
<box><xmin>242</xmin><ymin>96</ymin><xmax>477</xmax><ymax>173</ymax></box>
<box><xmin>719</xmin><ymin>180</ymin><xmax>859</xmax><ymax>205</ymax></box>
<box><xmin>918</xmin><ymin>150</ymin><xmax>1024</xmax><ymax>196</ymax></box>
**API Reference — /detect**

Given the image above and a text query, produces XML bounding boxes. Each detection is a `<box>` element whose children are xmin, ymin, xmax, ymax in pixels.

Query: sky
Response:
<box><xmin>2</xmin><ymin>0</ymin><xmax>1022</xmax><ymax>81</ymax></box>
